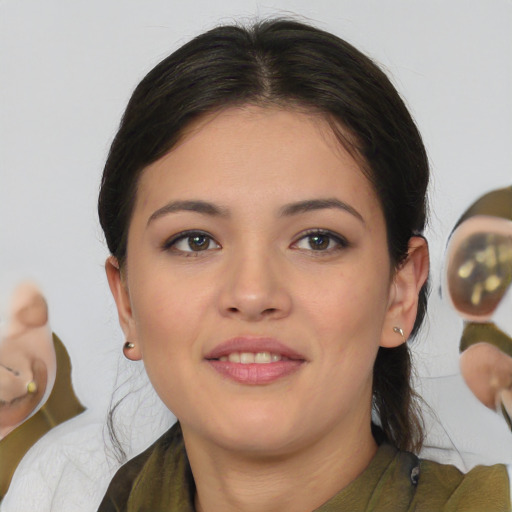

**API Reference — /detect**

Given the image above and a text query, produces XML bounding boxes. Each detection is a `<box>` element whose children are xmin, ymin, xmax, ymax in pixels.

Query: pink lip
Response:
<box><xmin>204</xmin><ymin>337</ymin><xmax>306</xmax><ymax>385</ymax></box>
<box><xmin>204</xmin><ymin>337</ymin><xmax>306</xmax><ymax>361</ymax></box>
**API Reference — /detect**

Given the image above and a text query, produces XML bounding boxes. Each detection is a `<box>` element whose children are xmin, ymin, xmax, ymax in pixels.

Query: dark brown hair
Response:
<box><xmin>99</xmin><ymin>19</ymin><xmax>429</xmax><ymax>453</ymax></box>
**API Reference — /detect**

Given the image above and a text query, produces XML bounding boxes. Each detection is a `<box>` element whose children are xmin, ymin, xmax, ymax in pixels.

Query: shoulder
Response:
<box><xmin>413</xmin><ymin>458</ymin><xmax>511</xmax><ymax>511</ymax></box>
<box><xmin>97</xmin><ymin>422</ymin><xmax>192</xmax><ymax>512</ymax></box>
<box><xmin>330</xmin><ymin>443</ymin><xmax>511</xmax><ymax>512</ymax></box>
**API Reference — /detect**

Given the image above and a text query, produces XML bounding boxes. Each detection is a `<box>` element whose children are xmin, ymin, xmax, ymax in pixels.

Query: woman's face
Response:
<box><xmin>109</xmin><ymin>107</ymin><xmax>411</xmax><ymax>455</ymax></box>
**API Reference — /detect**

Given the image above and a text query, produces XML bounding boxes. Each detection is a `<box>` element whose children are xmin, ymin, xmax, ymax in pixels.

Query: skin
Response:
<box><xmin>107</xmin><ymin>106</ymin><xmax>429</xmax><ymax>512</ymax></box>
<box><xmin>0</xmin><ymin>283</ymin><xmax>55</xmax><ymax>438</ymax></box>
<box><xmin>460</xmin><ymin>343</ymin><xmax>512</xmax><ymax>412</ymax></box>
<box><xmin>0</xmin><ymin>359</ymin><xmax>47</xmax><ymax>437</ymax></box>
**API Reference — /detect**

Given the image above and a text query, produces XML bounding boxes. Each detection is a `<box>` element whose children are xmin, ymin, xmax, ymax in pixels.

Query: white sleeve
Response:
<box><xmin>1</xmin><ymin>417</ymin><xmax>116</xmax><ymax>512</ymax></box>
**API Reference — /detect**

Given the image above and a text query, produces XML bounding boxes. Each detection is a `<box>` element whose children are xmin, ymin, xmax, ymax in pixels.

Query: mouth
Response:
<box><xmin>217</xmin><ymin>352</ymin><xmax>291</xmax><ymax>363</ymax></box>
<box><xmin>204</xmin><ymin>338</ymin><xmax>306</xmax><ymax>385</ymax></box>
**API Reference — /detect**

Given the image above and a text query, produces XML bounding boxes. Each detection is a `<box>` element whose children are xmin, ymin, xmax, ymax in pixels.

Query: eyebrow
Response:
<box><xmin>279</xmin><ymin>198</ymin><xmax>365</xmax><ymax>223</ymax></box>
<box><xmin>147</xmin><ymin>197</ymin><xmax>365</xmax><ymax>226</ymax></box>
<box><xmin>147</xmin><ymin>200</ymin><xmax>229</xmax><ymax>226</ymax></box>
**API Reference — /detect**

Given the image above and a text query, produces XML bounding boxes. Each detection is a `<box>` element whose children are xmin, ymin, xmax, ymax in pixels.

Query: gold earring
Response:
<box><xmin>393</xmin><ymin>326</ymin><xmax>405</xmax><ymax>339</ymax></box>
<box><xmin>124</xmin><ymin>342</ymin><xmax>135</xmax><ymax>350</ymax></box>
<box><xmin>27</xmin><ymin>381</ymin><xmax>37</xmax><ymax>393</ymax></box>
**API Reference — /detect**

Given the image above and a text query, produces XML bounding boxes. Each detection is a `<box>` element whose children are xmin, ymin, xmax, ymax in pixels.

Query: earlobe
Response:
<box><xmin>380</xmin><ymin>237</ymin><xmax>429</xmax><ymax>348</ymax></box>
<box><xmin>105</xmin><ymin>257</ymin><xmax>142</xmax><ymax>361</ymax></box>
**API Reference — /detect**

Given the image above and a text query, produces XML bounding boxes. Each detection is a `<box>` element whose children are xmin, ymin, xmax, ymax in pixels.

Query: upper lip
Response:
<box><xmin>204</xmin><ymin>337</ymin><xmax>306</xmax><ymax>361</ymax></box>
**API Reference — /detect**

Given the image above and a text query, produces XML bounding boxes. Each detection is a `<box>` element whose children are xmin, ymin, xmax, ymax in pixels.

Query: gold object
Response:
<box><xmin>448</xmin><ymin>231</ymin><xmax>512</xmax><ymax>315</ymax></box>
<box><xmin>393</xmin><ymin>326</ymin><xmax>404</xmax><ymax>338</ymax></box>
<box><xmin>26</xmin><ymin>381</ymin><xmax>37</xmax><ymax>394</ymax></box>
<box><xmin>0</xmin><ymin>333</ymin><xmax>86</xmax><ymax>500</ymax></box>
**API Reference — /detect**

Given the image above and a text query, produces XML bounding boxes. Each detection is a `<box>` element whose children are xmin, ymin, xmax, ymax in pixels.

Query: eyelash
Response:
<box><xmin>292</xmin><ymin>229</ymin><xmax>349</xmax><ymax>253</ymax></box>
<box><xmin>162</xmin><ymin>230</ymin><xmax>221</xmax><ymax>255</ymax></box>
<box><xmin>162</xmin><ymin>229</ymin><xmax>349</xmax><ymax>256</ymax></box>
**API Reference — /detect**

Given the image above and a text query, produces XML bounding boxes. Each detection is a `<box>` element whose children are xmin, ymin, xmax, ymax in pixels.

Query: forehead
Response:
<box><xmin>134</xmin><ymin>106</ymin><xmax>380</xmax><ymax>220</ymax></box>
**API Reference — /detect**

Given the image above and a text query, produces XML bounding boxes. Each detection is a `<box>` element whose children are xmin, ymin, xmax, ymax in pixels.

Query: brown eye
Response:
<box><xmin>308</xmin><ymin>234</ymin><xmax>331</xmax><ymax>250</ymax></box>
<box><xmin>293</xmin><ymin>230</ymin><xmax>348</xmax><ymax>252</ymax></box>
<box><xmin>165</xmin><ymin>231</ymin><xmax>220</xmax><ymax>254</ymax></box>
<box><xmin>188</xmin><ymin>234</ymin><xmax>210</xmax><ymax>251</ymax></box>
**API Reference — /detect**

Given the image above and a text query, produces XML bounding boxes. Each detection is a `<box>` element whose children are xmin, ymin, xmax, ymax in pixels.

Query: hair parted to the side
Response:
<box><xmin>99</xmin><ymin>18</ymin><xmax>429</xmax><ymax>454</ymax></box>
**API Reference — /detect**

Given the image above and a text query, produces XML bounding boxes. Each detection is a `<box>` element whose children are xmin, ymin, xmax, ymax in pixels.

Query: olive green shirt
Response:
<box><xmin>98</xmin><ymin>423</ymin><xmax>510</xmax><ymax>511</ymax></box>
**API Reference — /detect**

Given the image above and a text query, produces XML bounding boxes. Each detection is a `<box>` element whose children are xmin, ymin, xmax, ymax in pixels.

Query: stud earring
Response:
<box><xmin>27</xmin><ymin>380</ymin><xmax>37</xmax><ymax>393</ymax></box>
<box><xmin>124</xmin><ymin>341</ymin><xmax>135</xmax><ymax>350</ymax></box>
<box><xmin>393</xmin><ymin>326</ymin><xmax>405</xmax><ymax>339</ymax></box>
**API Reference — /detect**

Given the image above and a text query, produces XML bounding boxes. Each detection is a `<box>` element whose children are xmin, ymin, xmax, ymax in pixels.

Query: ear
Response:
<box><xmin>5</xmin><ymin>282</ymin><xmax>48</xmax><ymax>337</ymax></box>
<box><xmin>380</xmin><ymin>236</ymin><xmax>429</xmax><ymax>348</ymax></box>
<box><xmin>105</xmin><ymin>256</ymin><xmax>142</xmax><ymax>361</ymax></box>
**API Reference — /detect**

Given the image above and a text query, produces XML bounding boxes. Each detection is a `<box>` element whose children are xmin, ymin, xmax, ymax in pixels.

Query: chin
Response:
<box><xmin>217</xmin><ymin>428</ymin><xmax>303</xmax><ymax>459</ymax></box>
<box><xmin>242</xmin><ymin>424</ymin><xmax>316</xmax><ymax>458</ymax></box>
<box><xmin>195</xmin><ymin>405</ymin><xmax>305</xmax><ymax>456</ymax></box>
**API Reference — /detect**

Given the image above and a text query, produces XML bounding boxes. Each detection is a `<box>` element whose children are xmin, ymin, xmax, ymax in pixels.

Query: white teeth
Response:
<box><xmin>220</xmin><ymin>352</ymin><xmax>282</xmax><ymax>364</ymax></box>
<box><xmin>255</xmin><ymin>352</ymin><xmax>271</xmax><ymax>363</ymax></box>
<box><xmin>228</xmin><ymin>353</ymin><xmax>241</xmax><ymax>363</ymax></box>
<box><xmin>240</xmin><ymin>352</ymin><xmax>255</xmax><ymax>364</ymax></box>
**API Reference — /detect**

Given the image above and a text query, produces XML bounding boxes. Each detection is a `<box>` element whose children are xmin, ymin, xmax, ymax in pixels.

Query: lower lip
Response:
<box><xmin>207</xmin><ymin>360</ymin><xmax>304</xmax><ymax>384</ymax></box>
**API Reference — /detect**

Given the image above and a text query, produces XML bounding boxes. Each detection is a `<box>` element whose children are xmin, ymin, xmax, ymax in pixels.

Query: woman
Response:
<box><xmin>97</xmin><ymin>19</ymin><xmax>510</xmax><ymax>511</ymax></box>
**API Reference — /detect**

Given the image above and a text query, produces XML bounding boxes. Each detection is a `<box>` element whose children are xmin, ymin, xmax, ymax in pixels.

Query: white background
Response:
<box><xmin>1</xmin><ymin>0</ymin><xmax>511</xmax><ymax>469</ymax></box>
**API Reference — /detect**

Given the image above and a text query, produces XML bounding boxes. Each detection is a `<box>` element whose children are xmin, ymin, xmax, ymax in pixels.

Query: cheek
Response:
<box><xmin>304</xmin><ymin>267</ymin><xmax>390</xmax><ymax>341</ymax></box>
<box><xmin>302</xmin><ymin>265</ymin><xmax>391</xmax><ymax>394</ymax></box>
<box><xmin>130</xmin><ymin>266</ymin><xmax>214</xmax><ymax>353</ymax></box>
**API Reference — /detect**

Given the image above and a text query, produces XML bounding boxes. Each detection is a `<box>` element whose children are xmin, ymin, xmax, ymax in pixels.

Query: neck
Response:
<box><xmin>183</xmin><ymin>417</ymin><xmax>377</xmax><ymax>512</ymax></box>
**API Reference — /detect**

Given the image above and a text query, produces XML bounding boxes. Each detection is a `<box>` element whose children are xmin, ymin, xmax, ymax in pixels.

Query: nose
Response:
<box><xmin>218</xmin><ymin>248</ymin><xmax>292</xmax><ymax>321</ymax></box>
